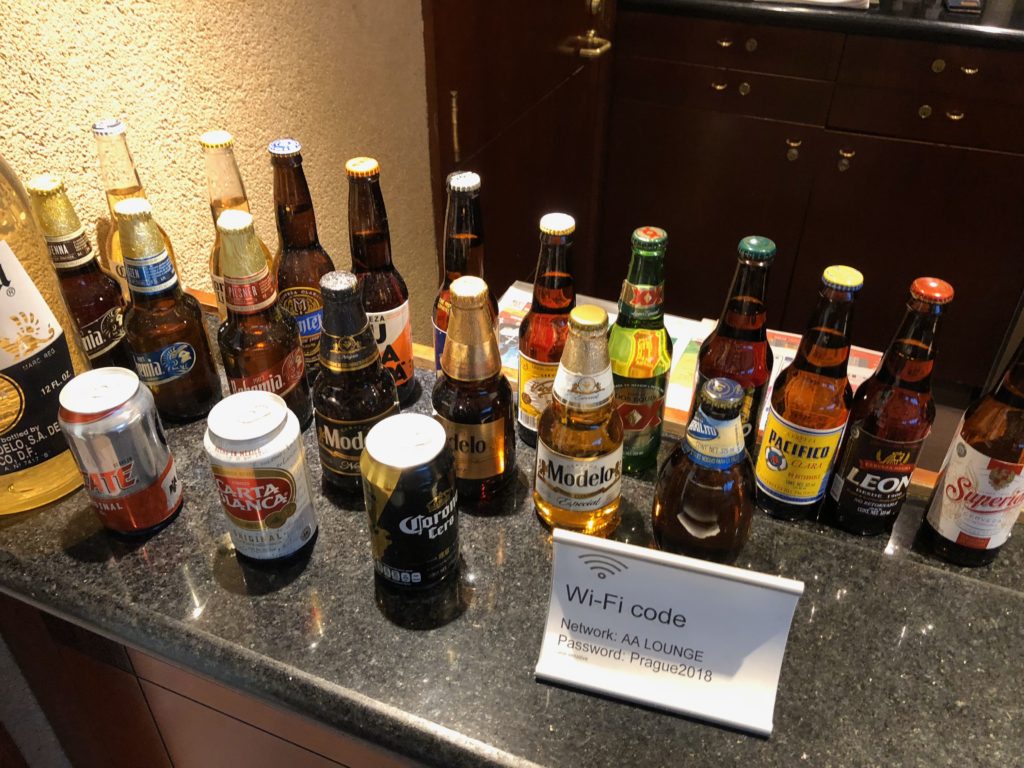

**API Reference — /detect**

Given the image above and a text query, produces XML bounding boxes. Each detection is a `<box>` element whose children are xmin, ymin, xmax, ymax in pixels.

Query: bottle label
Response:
<box><xmin>684</xmin><ymin>409</ymin><xmax>746</xmax><ymax>470</ymax></box>
<box><xmin>279</xmin><ymin>287</ymin><xmax>323</xmax><ymax>367</ymax></box>
<box><xmin>44</xmin><ymin>227</ymin><xmax>95</xmax><ymax>270</ymax></box>
<box><xmin>614</xmin><ymin>377</ymin><xmax>667</xmax><ymax>460</ymax></box>
<box><xmin>434</xmin><ymin>414</ymin><xmax>508</xmax><ymax>480</ymax></box>
<box><xmin>224</xmin><ymin>267</ymin><xmax>276</xmax><ymax>313</ymax></box>
<box><xmin>133</xmin><ymin>342</ymin><xmax>197</xmax><ymax>384</ymax></box>
<box><xmin>518</xmin><ymin>353</ymin><xmax>558</xmax><ymax>431</ymax></box>
<box><xmin>78</xmin><ymin>306</ymin><xmax>126</xmax><ymax>360</ymax></box>
<box><xmin>212</xmin><ymin>273</ymin><xmax>227</xmax><ymax>312</ymax></box>
<box><xmin>554</xmin><ymin>364</ymin><xmax>615</xmax><ymax>410</ymax></box>
<box><xmin>828</xmin><ymin>424</ymin><xmax>926</xmax><ymax>521</ymax></box>
<box><xmin>619</xmin><ymin>281</ymin><xmax>664</xmax><ymax>320</ymax></box>
<box><xmin>535</xmin><ymin>442</ymin><xmax>623</xmax><ymax>513</ymax></box>
<box><xmin>0</xmin><ymin>241</ymin><xmax>75</xmax><ymax>475</ymax></box>
<box><xmin>609</xmin><ymin>327</ymin><xmax>672</xmax><ymax>379</ymax></box>
<box><xmin>367</xmin><ymin>301</ymin><xmax>414</xmax><ymax>388</ymax></box>
<box><xmin>316</xmin><ymin>405</ymin><xmax>398</xmax><ymax>479</ymax></box>
<box><xmin>695</xmin><ymin>371</ymin><xmax>765</xmax><ymax>443</ymax></box>
<box><xmin>320</xmin><ymin>329</ymin><xmax>378</xmax><ymax>373</ymax></box>
<box><xmin>925</xmin><ymin>433</ymin><xmax>1024</xmax><ymax>550</ymax></box>
<box><xmin>433</xmin><ymin>320</ymin><xmax>446</xmax><ymax>371</ymax></box>
<box><xmin>755</xmin><ymin>407</ymin><xmax>845</xmax><ymax>505</ymax></box>
<box><xmin>124</xmin><ymin>249</ymin><xmax>177</xmax><ymax>294</ymax></box>
<box><xmin>227</xmin><ymin>347</ymin><xmax>305</xmax><ymax>397</ymax></box>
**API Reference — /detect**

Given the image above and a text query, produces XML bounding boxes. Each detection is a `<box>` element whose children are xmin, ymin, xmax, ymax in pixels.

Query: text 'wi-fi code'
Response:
<box><xmin>578</xmin><ymin>553</ymin><xmax>629</xmax><ymax>579</ymax></box>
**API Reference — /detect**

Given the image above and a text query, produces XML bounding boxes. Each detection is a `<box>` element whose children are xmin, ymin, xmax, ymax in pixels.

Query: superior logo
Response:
<box><xmin>944</xmin><ymin>476</ymin><xmax>1024</xmax><ymax>514</ymax></box>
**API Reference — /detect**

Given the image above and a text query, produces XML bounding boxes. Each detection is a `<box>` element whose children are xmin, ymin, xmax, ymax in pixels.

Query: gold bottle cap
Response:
<box><xmin>27</xmin><ymin>175</ymin><xmax>82</xmax><ymax>239</ymax></box>
<box><xmin>345</xmin><ymin>157</ymin><xmax>380</xmax><ymax>178</ymax></box>
<box><xmin>450</xmin><ymin>275</ymin><xmax>488</xmax><ymax>309</ymax></box>
<box><xmin>569</xmin><ymin>304</ymin><xmax>608</xmax><ymax>332</ymax></box>
<box><xmin>114</xmin><ymin>198</ymin><xmax>153</xmax><ymax>220</ymax></box>
<box><xmin>539</xmin><ymin>212</ymin><xmax>575</xmax><ymax>236</ymax></box>
<box><xmin>199</xmin><ymin>129</ymin><xmax>234</xmax><ymax>150</ymax></box>
<box><xmin>217</xmin><ymin>210</ymin><xmax>268</xmax><ymax>279</ymax></box>
<box><xmin>26</xmin><ymin>174</ymin><xmax>65</xmax><ymax>196</ymax></box>
<box><xmin>216</xmin><ymin>209</ymin><xmax>255</xmax><ymax>235</ymax></box>
<box><xmin>442</xmin><ymin>276</ymin><xmax>500</xmax><ymax>381</ymax></box>
<box><xmin>92</xmin><ymin>118</ymin><xmax>125</xmax><ymax>137</ymax></box>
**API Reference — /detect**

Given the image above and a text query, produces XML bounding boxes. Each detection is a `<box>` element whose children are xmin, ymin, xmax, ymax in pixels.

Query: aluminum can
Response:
<box><xmin>58</xmin><ymin>367</ymin><xmax>182</xmax><ymax>534</ymax></box>
<box><xmin>204</xmin><ymin>391</ymin><xmax>318</xmax><ymax>562</ymax></box>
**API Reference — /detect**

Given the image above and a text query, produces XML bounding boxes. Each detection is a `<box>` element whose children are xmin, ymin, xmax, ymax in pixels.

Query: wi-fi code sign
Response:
<box><xmin>578</xmin><ymin>553</ymin><xmax>629</xmax><ymax>579</ymax></box>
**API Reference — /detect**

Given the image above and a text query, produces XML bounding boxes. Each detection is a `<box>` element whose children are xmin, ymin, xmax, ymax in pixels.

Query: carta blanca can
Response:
<box><xmin>58</xmin><ymin>367</ymin><xmax>182</xmax><ymax>535</ymax></box>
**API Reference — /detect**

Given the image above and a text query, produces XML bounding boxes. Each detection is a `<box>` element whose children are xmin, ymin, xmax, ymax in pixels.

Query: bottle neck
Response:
<box><xmin>993</xmin><ymin>335</ymin><xmax>1024</xmax><ymax>407</ymax></box>
<box><xmin>121</xmin><ymin>217</ymin><xmax>181</xmax><ymax>304</ymax></box>
<box><xmin>794</xmin><ymin>287</ymin><xmax>856</xmax><ymax>377</ymax></box>
<box><xmin>220</xmin><ymin>228</ymin><xmax>276</xmax><ymax>315</ymax></box>
<box><xmin>348</xmin><ymin>175</ymin><xmax>393</xmax><ymax>271</ymax></box>
<box><xmin>875</xmin><ymin>299</ymin><xmax>944</xmax><ymax>392</ymax></box>
<box><xmin>441</xmin><ymin>301</ymin><xmax>501</xmax><ymax>381</ymax></box>
<box><xmin>272</xmin><ymin>156</ymin><xmax>319</xmax><ymax>250</ymax></box>
<box><xmin>717</xmin><ymin>258</ymin><xmax>769</xmax><ymax>339</ymax></box>
<box><xmin>441</xmin><ymin>191</ymin><xmax>484</xmax><ymax>288</ymax></box>
<box><xmin>531</xmin><ymin>235</ymin><xmax>575</xmax><ymax>314</ymax></box>
<box><xmin>95</xmin><ymin>135</ymin><xmax>144</xmax><ymax>216</ymax></box>
<box><xmin>319</xmin><ymin>298</ymin><xmax>379</xmax><ymax>376</ymax></box>
<box><xmin>204</xmin><ymin>148</ymin><xmax>250</xmax><ymax>225</ymax></box>
<box><xmin>617</xmin><ymin>248</ymin><xmax>665</xmax><ymax>326</ymax></box>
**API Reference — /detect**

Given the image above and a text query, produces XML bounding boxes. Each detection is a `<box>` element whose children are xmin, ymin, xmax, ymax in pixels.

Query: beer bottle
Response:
<box><xmin>754</xmin><ymin>266</ymin><xmax>863</xmax><ymax>520</ymax></box>
<box><xmin>216</xmin><ymin>210</ymin><xmax>312</xmax><ymax>430</ymax></box>
<box><xmin>534</xmin><ymin>305</ymin><xmax>624</xmax><ymax>536</ymax></box>
<box><xmin>314</xmin><ymin>270</ymin><xmax>399</xmax><ymax>497</ymax></box>
<box><xmin>652</xmin><ymin>378</ymin><xmax>755</xmax><ymax>563</ymax></box>
<box><xmin>26</xmin><ymin>175</ymin><xmax>134</xmax><ymax>370</ymax></box>
<box><xmin>92</xmin><ymin>119</ymin><xmax>178</xmax><ymax>298</ymax></box>
<box><xmin>518</xmin><ymin>213</ymin><xmax>576</xmax><ymax>447</ymax></box>
<box><xmin>116</xmin><ymin>199</ymin><xmax>221</xmax><ymax>423</ymax></box>
<box><xmin>608</xmin><ymin>226</ymin><xmax>672</xmax><ymax>475</ymax></box>
<box><xmin>433</xmin><ymin>276</ymin><xmax>516</xmax><ymax>511</ymax></box>
<box><xmin>199</xmin><ymin>130</ymin><xmax>272</xmax><ymax>320</ymax></box>
<box><xmin>694</xmin><ymin>236</ymin><xmax>776</xmax><ymax>455</ymax></box>
<box><xmin>0</xmin><ymin>154</ymin><xmax>87</xmax><ymax>514</ymax></box>
<box><xmin>346</xmin><ymin>157</ymin><xmax>417</xmax><ymax>405</ymax></box>
<box><xmin>432</xmin><ymin>171</ymin><xmax>497</xmax><ymax>370</ymax></box>
<box><xmin>822</xmin><ymin>278</ymin><xmax>954</xmax><ymax>535</ymax></box>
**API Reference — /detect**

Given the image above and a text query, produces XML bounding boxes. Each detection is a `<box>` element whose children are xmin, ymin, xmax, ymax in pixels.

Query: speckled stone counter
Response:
<box><xmin>0</xmin><ymin>366</ymin><xmax>1022</xmax><ymax>767</ymax></box>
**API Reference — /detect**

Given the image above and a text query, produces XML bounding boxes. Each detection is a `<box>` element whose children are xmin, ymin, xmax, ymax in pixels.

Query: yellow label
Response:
<box><xmin>518</xmin><ymin>353</ymin><xmax>558</xmax><ymax>431</ymax></box>
<box><xmin>754</xmin><ymin>407</ymin><xmax>845</xmax><ymax>505</ymax></box>
<box><xmin>434</xmin><ymin>414</ymin><xmax>507</xmax><ymax>480</ymax></box>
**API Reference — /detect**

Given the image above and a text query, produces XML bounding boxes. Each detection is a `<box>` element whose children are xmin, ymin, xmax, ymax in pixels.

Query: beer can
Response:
<box><xmin>58</xmin><ymin>367</ymin><xmax>183</xmax><ymax>534</ymax></box>
<box><xmin>204</xmin><ymin>391</ymin><xmax>318</xmax><ymax>562</ymax></box>
<box><xmin>360</xmin><ymin>413</ymin><xmax>459</xmax><ymax>590</ymax></box>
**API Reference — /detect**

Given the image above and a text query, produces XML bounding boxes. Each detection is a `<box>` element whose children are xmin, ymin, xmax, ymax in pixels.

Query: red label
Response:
<box><xmin>213</xmin><ymin>467</ymin><xmax>296</xmax><ymax>528</ymax></box>
<box><xmin>227</xmin><ymin>347</ymin><xmax>305</xmax><ymax>396</ymax></box>
<box><xmin>84</xmin><ymin>456</ymin><xmax>181</xmax><ymax>533</ymax></box>
<box><xmin>622</xmin><ymin>283</ymin><xmax>664</xmax><ymax>311</ymax></box>
<box><xmin>224</xmin><ymin>268</ymin><xmax>276</xmax><ymax>313</ymax></box>
<box><xmin>616</xmin><ymin>396</ymin><xmax>665</xmax><ymax>432</ymax></box>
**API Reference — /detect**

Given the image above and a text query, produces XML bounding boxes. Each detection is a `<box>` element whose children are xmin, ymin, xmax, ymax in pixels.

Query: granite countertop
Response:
<box><xmin>1</xmin><ymin>364</ymin><xmax>1022</xmax><ymax>767</ymax></box>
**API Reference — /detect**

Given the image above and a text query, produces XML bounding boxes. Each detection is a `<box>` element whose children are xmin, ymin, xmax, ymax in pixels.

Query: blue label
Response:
<box><xmin>433</xmin><ymin>321</ymin><xmax>446</xmax><ymax>371</ymax></box>
<box><xmin>684</xmin><ymin>410</ymin><xmax>746</xmax><ymax>470</ymax></box>
<box><xmin>296</xmin><ymin>308</ymin><xmax>323</xmax><ymax>339</ymax></box>
<box><xmin>133</xmin><ymin>342</ymin><xmax>197</xmax><ymax>384</ymax></box>
<box><xmin>124</xmin><ymin>250</ymin><xmax>177</xmax><ymax>294</ymax></box>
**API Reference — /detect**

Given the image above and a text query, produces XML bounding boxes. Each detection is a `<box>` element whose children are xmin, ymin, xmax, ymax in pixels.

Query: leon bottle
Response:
<box><xmin>518</xmin><ymin>213</ymin><xmax>576</xmax><ymax>447</ymax></box>
<box><xmin>26</xmin><ymin>175</ymin><xmax>134</xmax><ymax>370</ymax></box>
<box><xmin>754</xmin><ymin>266</ymin><xmax>863</xmax><ymax>520</ymax></box>
<box><xmin>822</xmin><ymin>278</ymin><xmax>954</xmax><ymax>535</ymax></box>
<box><xmin>117</xmin><ymin>199</ymin><xmax>222</xmax><ymax>423</ymax></box>
<box><xmin>0</xmin><ymin>154</ymin><xmax>87</xmax><ymax>513</ymax></box>
<box><xmin>270</xmin><ymin>139</ymin><xmax>336</xmax><ymax>383</ymax></box>
<box><xmin>534</xmin><ymin>305</ymin><xmax>623</xmax><ymax>536</ymax></box>
<box><xmin>346</xmin><ymin>157</ymin><xmax>417</xmax><ymax>405</ymax></box>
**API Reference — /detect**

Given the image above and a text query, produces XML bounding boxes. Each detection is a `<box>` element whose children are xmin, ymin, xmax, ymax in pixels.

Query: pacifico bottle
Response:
<box><xmin>754</xmin><ymin>266</ymin><xmax>863</xmax><ymax>520</ymax></box>
<box><xmin>608</xmin><ymin>226</ymin><xmax>672</xmax><ymax>475</ymax></box>
<box><xmin>822</xmin><ymin>278</ymin><xmax>954</xmax><ymax>535</ymax></box>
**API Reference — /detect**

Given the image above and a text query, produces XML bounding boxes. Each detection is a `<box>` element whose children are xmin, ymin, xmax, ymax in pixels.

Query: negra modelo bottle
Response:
<box><xmin>314</xmin><ymin>271</ymin><xmax>399</xmax><ymax>496</ymax></box>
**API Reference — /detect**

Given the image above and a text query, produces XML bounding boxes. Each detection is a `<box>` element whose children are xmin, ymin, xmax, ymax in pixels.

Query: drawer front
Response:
<box><xmin>618</xmin><ymin>11</ymin><xmax>844</xmax><ymax>80</ymax></box>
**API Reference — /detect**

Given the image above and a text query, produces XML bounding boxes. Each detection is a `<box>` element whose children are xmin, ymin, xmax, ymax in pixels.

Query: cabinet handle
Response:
<box><xmin>450</xmin><ymin>90</ymin><xmax>461</xmax><ymax>162</ymax></box>
<box><xmin>745</xmin><ymin>38</ymin><xmax>758</xmax><ymax>52</ymax></box>
<box><xmin>945</xmin><ymin>109</ymin><xmax>965</xmax><ymax>121</ymax></box>
<box><xmin>738</xmin><ymin>81</ymin><xmax>751</xmax><ymax>96</ymax></box>
<box><xmin>577</xmin><ymin>29</ymin><xmax>612</xmax><ymax>59</ymax></box>
<box><xmin>918</xmin><ymin>104</ymin><xmax>933</xmax><ymax>119</ymax></box>
<box><xmin>839</xmin><ymin>149</ymin><xmax>856</xmax><ymax>158</ymax></box>
<box><xmin>716</xmin><ymin>38</ymin><xmax>734</xmax><ymax>48</ymax></box>
<box><xmin>710</xmin><ymin>81</ymin><xmax>729</xmax><ymax>91</ymax></box>
<box><xmin>960</xmin><ymin>65</ymin><xmax>980</xmax><ymax>76</ymax></box>
<box><xmin>931</xmin><ymin>58</ymin><xmax>946</xmax><ymax>73</ymax></box>
<box><xmin>838</xmin><ymin>148</ymin><xmax>855</xmax><ymax>172</ymax></box>
<box><xmin>785</xmin><ymin>138</ymin><xmax>801</xmax><ymax>162</ymax></box>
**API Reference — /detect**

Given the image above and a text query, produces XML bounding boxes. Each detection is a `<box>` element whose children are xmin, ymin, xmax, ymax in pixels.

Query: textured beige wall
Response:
<box><xmin>0</xmin><ymin>0</ymin><xmax>437</xmax><ymax>343</ymax></box>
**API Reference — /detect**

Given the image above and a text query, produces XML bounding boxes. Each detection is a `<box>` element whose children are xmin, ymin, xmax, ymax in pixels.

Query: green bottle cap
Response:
<box><xmin>631</xmin><ymin>226</ymin><xmax>668</xmax><ymax>251</ymax></box>
<box><xmin>737</xmin><ymin>236</ymin><xmax>776</xmax><ymax>262</ymax></box>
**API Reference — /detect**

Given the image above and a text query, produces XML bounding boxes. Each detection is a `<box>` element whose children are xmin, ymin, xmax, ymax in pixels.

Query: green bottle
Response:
<box><xmin>608</xmin><ymin>227</ymin><xmax>673</xmax><ymax>475</ymax></box>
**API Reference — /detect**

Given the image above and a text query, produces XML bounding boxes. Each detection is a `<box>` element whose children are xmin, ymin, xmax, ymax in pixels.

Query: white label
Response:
<box><xmin>535</xmin><ymin>441</ymin><xmax>623</xmax><ymax>512</ymax></box>
<box><xmin>535</xmin><ymin>529</ymin><xmax>804</xmax><ymax>736</ymax></box>
<box><xmin>553</xmin><ymin>364</ymin><xmax>615</xmax><ymax>409</ymax></box>
<box><xmin>366</xmin><ymin>300</ymin><xmax>414</xmax><ymax>388</ymax></box>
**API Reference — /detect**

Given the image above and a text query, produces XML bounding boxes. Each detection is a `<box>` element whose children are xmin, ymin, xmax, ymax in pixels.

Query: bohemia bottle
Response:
<box><xmin>653</xmin><ymin>378</ymin><xmax>755</xmax><ymax>563</ymax></box>
<box><xmin>0</xmin><ymin>154</ymin><xmax>87</xmax><ymax>513</ymax></box>
<box><xmin>608</xmin><ymin>226</ymin><xmax>672</xmax><ymax>475</ymax></box>
<box><xmin>534</xmin><ymin>305</ymin><xmax>624</xmax><ymax>536</ymax></box>
<box><xmin>314</xmin><ymin>271</ymin><xmax>398</xmax><ymax>497</ymax></box>
<box><xmin>117</xmin><ymin>198</ymin><xmax>222</xmax><ymax>423</ymax></box>
<box><xmin>216</xmin><ymin>210</ymin><xmax>312</xmax><ymax>430</ymax></box>
<box><xmin>518</xmin><ymin>213</ymin><xmax>576</xmax><ymax>447</ymax></box>
<box><xmin>432</xmin><ymin>171</ymin><xmax>497</xmax><ymax>369</ymax></box>
<box><xmin>433</xmin><ymin>276</ymin><xmax>516</xmax><ymax>511</ymax></box>
<box><xmin>917</xmin><ymin>335</ymin><xmax>1024</xmax><ymax>566</ymax></box>
<box><xmin>694</xmin><ymin>236</ymin><xmax>776</xmax><ymax>455</ymax></box>
<box><xmin>269</xmin><ymin>138</ymin><xmax>336</xmax><ymax>383</ymax></box>
<box><xmin>346</xmin><ymin>157</ymin><xmax>417</xmax><ymax>405</ymax></box>
<box><xmin>754</xmin><ymin>266</ymin><xmax>863</xmax><ymax>520</ymax></box>
<box><xmin>26</xmin><ymin>175</ymin><xmax>134</xmax><ymax>370</ymax></box>
<box><xmin>821</xmin><ymin>278</ymin><xmax>954</xmax><ymax>535</ymax></box>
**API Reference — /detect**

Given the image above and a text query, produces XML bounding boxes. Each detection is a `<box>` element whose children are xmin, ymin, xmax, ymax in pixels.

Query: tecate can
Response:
<box><xmin>58</xmin><ymin>367</ymin><xmax>183</xmax><ymax>535</ymax></box>
<box><xmin>360</xmin><ymin>413</ymin><xmax>459</xmax><ymax>590</ymax></box>
<box><xmin>204</xmin><ymin>391</ymin><xmax>318</xmax><ymax>562</ymax></box>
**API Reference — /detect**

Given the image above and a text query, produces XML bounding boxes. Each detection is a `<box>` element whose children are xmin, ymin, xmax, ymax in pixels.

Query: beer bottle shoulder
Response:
<box><xmin>217</xmin><ymin>307</ymin><xmax>299</xmax><ymax>350</ymax></box>
<box><xmin>277</xmin><ymin>245</ymin><xmax>335</xmax><ymax>289</ymax></box>
<box><xmin>432</xmin><ymin>373</ymin><xmax>513</xmax><ymax>424</ymax></box>
<box><xmin>540</xmin><ymin>401</ymin><xmax>623</xmax><ymax>457</ymax></box>
<box><xmin>358</xmin><ymin>269</ymin><xmax>409</xmax><ymax>311</ymax></box>
<box><xmin>519</xmin><ymin>311</ymin><xmax>570</xmax><ymax>360</ymax></box>
<box><xmin>769</xmin><ymin>364</ymin><xmax>852</xmax><ymax>427</ymax></box>
<box><xmin>313</xmin><ymin>367</ymin><xmax>398</xmax><ymax>422</ymax></box>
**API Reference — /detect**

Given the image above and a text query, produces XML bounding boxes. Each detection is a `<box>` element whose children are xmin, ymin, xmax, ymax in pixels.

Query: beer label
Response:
<box><xmin>83</xmin><ymin>454</ymin><xmax>181</xmax><ymax>533</ymax></box>
<box><xmin>227</xmin><ymin>347</ymin><xmax>305</xmax><ymax>397</ymax></box>
<box><xmin>619</xmin><ymin>281</ymin><xmax>664</xmax><ymax>320</ymax></box>
<box><xmin>432</xmin><ymin>319</ymin><xmax>446</xmax><ymax>371</ymax></box>
<box><xmin>925</xmin><ymin>432</ymin><xmax>1024</xmax><ymax>551</ymax></box>
<box><xmin>518</xmin><ymin>353</ymin><xmax>558</xmax><ymax>431</ymax></box>
<box><xmin>123</xmin><ymin>249</ymin><xmax>177</xmax><ymax>294</ymax></box>
<box><xmin>320</xmin><ymin>328</ymin><xmax>378</xmax><ymax>373</ymax></box>
<box><xmin>0</xmin><ymin>241</ymin><xmax>75</xmax><ymax>475</ymax></box>
<box><xmin>279</xmin><ymin>287</ymin><xmax>324</xmax><ymax>368</ymax></box>
<box><xmin>316</xmin><ymin>405</ymin><xmax>398</xmax><ymax>479</ymax></box>
<box><xmin>684</xmin><ymin>409</ymin><xmax>746</xmax><ymax>470</ymax></box>
<box><xmin>367</xmin><ymin>301</ymin><xmax>414</xmax><ymax>388</ymax></box>
<box><xmin>613</xmin><ymin>376</ymin><xmax>667</xmax><ymax>460</ymax></box>
<box><xmin>44</xmin><ymin>227</ymin><xmax>95</xmax><ymax>270</ymax></box>
<box><xmin>133</xmin><ymin>342</ymin><xmax>197</xmax><ymax>384</ymax></box>
<box><xmin>78</xmin><ymin>306</ymin><xmax>126</xmax><ymax>360</ymax></box>
<box><xmin>755</xmin><ymin>407</ymin><xmax>845</xmax><ymax>505</ymax></box>
<box><xmin>535</xmin><ymin>442</ymin><xmax>623</xmax><ymax>513</ymax></box>
<box><xmin>223</xmin><ymin>266</ymin><xmax>277</xmax><ymax>313</ymax></box>
<box><xmin>695</xmin><ymin>371</ymin><xmax>766</xmax><ymax>443</ymax></box>
<box><xmin>828</xmin><ymin>424</ymin><xmax>925</xmax><ymax>522</ymax></box>
<box><xmin>553</xmin><ymin>364</ymin><xmax>615</xmax><ymax>410</ymax></box>
<box><xmin>609</xmin><ymin>327</ymin><xmax>671</xmax><ymax>379</ymax></box>
<box><xmin>434</xmin><ymin>414</ymin><xmax>508</xmax><ymax>480</ymax></box>
<box><xmin>212</xmin><ymin>273</ymin><xmax>227</xmax><ymax>313</ymax></box>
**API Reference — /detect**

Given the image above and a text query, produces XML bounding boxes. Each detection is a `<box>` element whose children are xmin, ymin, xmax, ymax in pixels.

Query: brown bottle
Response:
<box><xmin>346</xmin><ymin>157</ymin><xmax>417</xmax><ymax>405</ymax></box>
<box><xmin>216</xmin><ymin>210</ymin><xmax>312</xmax><ymax>430</ymax></box>
<box><xmin>116</xmin><ymin>199</ymin><xmax>221</xmax><ymax>423</ymax></box>
<box><xmin>26</xmin><ymin>175</ymin><xmax>134</xmax><ymax>370</ymax></box>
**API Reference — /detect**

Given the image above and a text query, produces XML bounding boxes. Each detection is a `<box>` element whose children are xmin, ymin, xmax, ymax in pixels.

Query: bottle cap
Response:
<box><xmin>320</xmin><ymin>270</ymin><xmax>360</xmax><ymax>300</ymax></box>
<box><xmin>207</xmin><ymin>391</ymin><xmax>289</xmax><ymax>450</ymax></box>
<box><xmin>699</xmin><ymin>377</ymin><xmax>745</xmax><ymax>410</ymax></box>
<box><xmin>910</xmin><ymin>277</ymin><xmax>954</xmax><ymax>305</ymax></box>
<box><xmin>345</xmin><ymin>157</ymin><xmax>380</xmax><ymax>178</ymax></box>
<box><xmin>569</xmin><ymin>304</ymin><xmax>608</xmax><ymax>332</ymax></box>
<box><xmin>539</xmin><ymin>212</ymin><xmax>575</xmax><ymax>236</ymax></box>
<box><xmin>59</xmin><ymin>368</ymin><xmax>140</xmax><ymax>420</ymax></box>
<box><xmin>631</xmin><ymin>226</ymin><xmax>668</xmax><ymax>251</ymax></box>
<box><xmin>447</xmin><ymin>171</ymin><xmax>481</xmax><ymax>192</ymax></box>
<box><xmin>365</xmin><ymin>414</ymin><xmax>447</xmax><ymax>469</ymax></box>
<box><xmin>26</xmin><ymin>174</ymin><xmax>65</xmax><ymax>196</ymax></box>
<box><xmin>268</xmin><ymin>138</ymin><xmax>301</xmax><ymax>157</ymax></box>
<box><xmin>216</xmin><ymin>209</ymin><xmax>255</xmax><ymax>235</ymax></box>
<box><xmin>91</xmin><ymin>118</ymin><xmax>125</xmax><ymax>137</ymax></box>
<box><xmin>738</xmin><ymin>235</ymin><xmax>776</xmax><ymax>262</ymax></box>
<box><xmin>450</xmin><ymin>276</ymin><xmax>488</xmax><ymax>309</ymax></box>
<box><xmin>113</xmin><ymin>198</ymin><xmax>153</xmax><ymax>220</ymax></box>
<box><xmin>199</xmin><ymin>130</ymin><xmax>234</xmax><ymax>150</ymax></box>
<box><xmin>822</xmin><ymin>265</ymin><xmax>864</xmax><ymax>292</ymax></box>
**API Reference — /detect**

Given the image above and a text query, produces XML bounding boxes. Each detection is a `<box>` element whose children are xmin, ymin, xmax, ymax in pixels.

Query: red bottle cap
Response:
<box><xmin>910</xmin><ymin>277</ymin><xmax>954</xmax><ymax>305</ymax></box>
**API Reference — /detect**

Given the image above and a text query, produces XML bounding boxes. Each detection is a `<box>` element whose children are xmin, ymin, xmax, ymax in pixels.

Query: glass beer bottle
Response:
<box><xmin>754</xmin><ymin>266</ymin><xmax>863</xmax><ymax>520</ymax></box>
<box><xmin>608</xmin><ymin>226</ymin><xmax>672</xmax><ymax>475</ymax></box>
<box><xmin>518</xmin><ymin>213</ymin><xmax>576</xmax><ymax>447</ymax></box>
<box><xmin>346</xmin><ymin>157</ymin><xmax>417</xmax><ymax>405</ymax></box>
<box><xmin>117</xmin><ymin>199</ymin><xmax>221</xmax><ymax>423</ymax></box>
<box><xmin>433</xmin><ymin>276</ymin><xmax>516</xmax><ymax>511</ymax></box>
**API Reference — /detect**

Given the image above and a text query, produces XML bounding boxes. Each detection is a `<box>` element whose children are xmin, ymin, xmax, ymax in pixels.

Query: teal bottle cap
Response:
<box><xmin>631</xmin><ymin>226</ymin><xmax>668</xmax><ymax>251</ymax></box>
<box><xmin>737</xmin><ymin>236</ymin><xmax>776</xmax><ymax>262</ymax></box>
